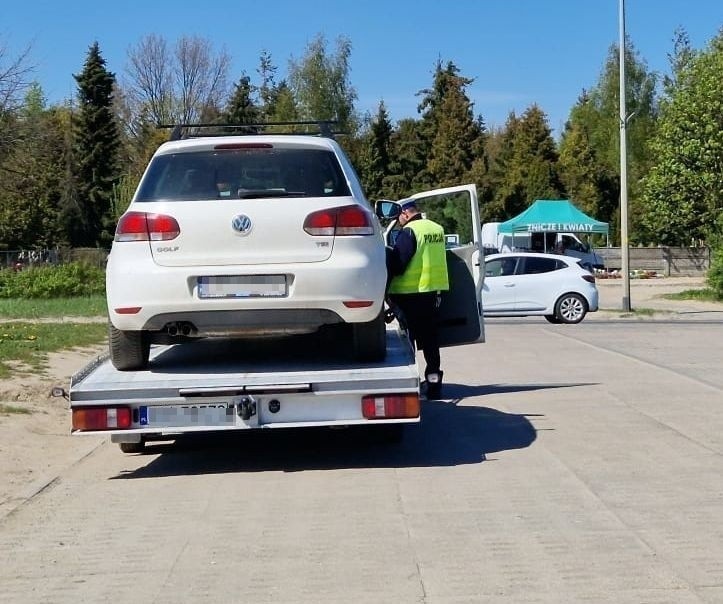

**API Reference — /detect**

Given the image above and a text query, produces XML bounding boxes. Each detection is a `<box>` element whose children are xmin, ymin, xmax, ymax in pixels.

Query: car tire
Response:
<box><xmin>109</xmin><ymin>323</ymin><xmax>151</xmax><ymax>371</ymax></box>
<box><xmin>351</xmin><ymin>311</ymin><xmax>387</xmax><ymax>362</ymax></box>
<box><xmin>544</xmin><ymin>315</ymin><xmax>562</xmax><ymax>324</ymax></box>
<box><xmin>554</xmin><ymin>293</ymin><xmax>588</xmax><ymax>324</ymax></box>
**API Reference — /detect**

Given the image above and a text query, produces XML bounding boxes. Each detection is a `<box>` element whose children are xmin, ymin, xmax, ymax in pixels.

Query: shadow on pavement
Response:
<box><xmin>111</xmin><ymin>397</ymin><xmax>546</xmax><ymax>479</ymax></box>
<box><xmin>443</xmin><ymin>382</ymin><xmax>598</xmax><ymax>398</ymax></box>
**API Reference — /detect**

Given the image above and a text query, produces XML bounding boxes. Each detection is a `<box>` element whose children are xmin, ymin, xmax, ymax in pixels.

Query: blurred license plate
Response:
<box><xmin>198</xmin><ymin>275</ymin><xmax>287</xmax><ymax>298</ymax></box>
<box><xmin>140</xmin><ymin>404</ymin><xmax>235</xmax><ymax>427</ymax></box>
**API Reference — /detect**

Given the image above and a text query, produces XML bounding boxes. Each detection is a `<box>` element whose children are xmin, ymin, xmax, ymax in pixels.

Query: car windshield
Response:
<box><xmin>134</xmin><ymin>148</ymin><xmax>351</xmax><ymax>201</ymax></box>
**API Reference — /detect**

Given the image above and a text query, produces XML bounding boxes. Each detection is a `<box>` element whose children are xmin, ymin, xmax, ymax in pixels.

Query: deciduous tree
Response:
<box><xmin>288</xmin><ymin>34</ymin><xmax>357</xmax><ymax>134</ymax></box>
<box><xmin>0</xmin><ymin>85</ymin><xmax>67</xmax><ymax>248</ymax></box>
<box><xmin>124</xmin><ymin>34</ymin><xmax>230</xmax><ymax>125</ymax></box>
<box><xmin>639</xmin><ymin>29</ymin><xmax>723</xmax><ymax>246</ymax></box>
<box><xmin>559</xmin><ymin>40</ymin><xmax>657</xmax><ymax>243</ymax></box>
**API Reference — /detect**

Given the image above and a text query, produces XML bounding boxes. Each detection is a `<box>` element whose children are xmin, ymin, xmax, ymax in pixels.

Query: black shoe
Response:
<box><xmin>424</xmin><ymin>370</ymin><xmax>443</xmax><ymax>399</ymax></box>
<box><xmin>426</xmin><ymin>382</ymin><xmax>442</xmax><ymax>399</ymax></box>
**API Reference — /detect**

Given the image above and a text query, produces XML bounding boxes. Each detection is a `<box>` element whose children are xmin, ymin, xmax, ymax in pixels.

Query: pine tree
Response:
<box><xmin>487</xmin><ymin>106</ymin><xmax>562</xmax><ymax>222</ymax></box>
<box><xmin>63</xmin><ymin>42</ymin><xmax>121</xmax><ymax>247</ymax></box>
<box><xmin>383</xmin><ymin>118</ymin><xmax>426</xmax><ymax>199</ymax></box>
<box><xmin>354</xmin><ymin>101</ymin><xmax>393</xmax><ymax>199</ymax></box>
<box><xmin>412</xmin><ymin>58</ymin><xmax>489</xmax><ymax>230</ymax></box>
<box><xmin>422</xmin><ymin>61</ymin><xmax>481</xmax><ymax>188</ymax></box>
<box><xmin>257</xmin><ymin>49</ymin><xmax>277</xmax><ymax>120</ymax></box>
<box><xmin>223</xmin><ymin>74</ymin><xmax>261</xmax><ymax>128</ymax></box>
<box><xmin>264</xmin><ymin>81</ymin><xmax>299</xmax><ymax>130</ymax></box>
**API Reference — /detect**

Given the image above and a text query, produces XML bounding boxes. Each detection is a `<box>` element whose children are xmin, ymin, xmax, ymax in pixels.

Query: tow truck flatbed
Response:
<box><xmin>68</xmin><ymin>184</ymin><xmax>487</xmax><ymax>453</ymax></box>
<box><xmin>69</xmin><ymin>326</ymin><xmax>420</xmax><ymax>451</ymax></box>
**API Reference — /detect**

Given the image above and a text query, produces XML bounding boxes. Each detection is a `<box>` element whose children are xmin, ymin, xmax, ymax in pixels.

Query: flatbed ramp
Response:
<box><xmin>69</xmin><ymin>327</ymin><xmax>420</xmax><ymax>448</ymax></box>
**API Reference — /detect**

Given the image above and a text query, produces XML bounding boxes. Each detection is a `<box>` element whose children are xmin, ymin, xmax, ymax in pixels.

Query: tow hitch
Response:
<box><xmin>237</xmin><ymin>396</ymin><xmax>257</xmax><ymax>421</ymax></box>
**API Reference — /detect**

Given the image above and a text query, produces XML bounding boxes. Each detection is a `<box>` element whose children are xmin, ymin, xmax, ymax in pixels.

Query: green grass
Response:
<box><xmin>0</xmin><ymin>403</ymin><xmax>32</xmax><ymax>415</ymax></box>
<box><xmin>629</xmin><ymin>307</ymin><xmax>658</xmax><ymax>316</ymax></box>
<box><xmin>662</xmin><ymin>288</ymin><xmax>721</xmax><ymax>302</ymax></box>
<box><xmin>0</xmin><ymin>322</ymin><xmax>107</xmax><ymax>378</ymax></box>
<box><xmin>0</xmin><ymin>296</ymin><xmax>106</xmax><ymax>319</ymax></box>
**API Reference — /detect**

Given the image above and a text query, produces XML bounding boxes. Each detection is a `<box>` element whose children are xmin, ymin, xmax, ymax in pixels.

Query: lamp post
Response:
<box><xmin>619</xmin><ymin>0</ymin><xmax>631</xmax><ymax>311</ymax></box>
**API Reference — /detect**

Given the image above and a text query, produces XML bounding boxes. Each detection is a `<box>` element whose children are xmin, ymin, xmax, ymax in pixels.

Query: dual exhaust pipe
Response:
<box><xmin>165</xmin><ymin>322</ymin><xmax>194</xmax><ymax>337</ymax></box>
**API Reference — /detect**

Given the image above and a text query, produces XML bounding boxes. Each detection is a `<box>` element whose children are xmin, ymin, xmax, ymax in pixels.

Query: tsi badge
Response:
<box><xmin>232</xmin><ymin>214</ymin><xmax>253</xmax><ymax>236</ymax></box>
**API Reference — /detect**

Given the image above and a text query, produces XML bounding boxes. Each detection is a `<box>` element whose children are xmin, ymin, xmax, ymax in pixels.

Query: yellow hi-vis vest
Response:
<box><xmin>388</xmin><ymin>219</ymin><xmax>449</xmax><ymax>294</ymax></box>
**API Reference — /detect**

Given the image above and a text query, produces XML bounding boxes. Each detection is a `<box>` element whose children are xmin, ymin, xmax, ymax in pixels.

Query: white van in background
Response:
<box><xmin>481</xmin><ymin>222</ymin><xmax>605</xmax><ymax>270</ymax></box>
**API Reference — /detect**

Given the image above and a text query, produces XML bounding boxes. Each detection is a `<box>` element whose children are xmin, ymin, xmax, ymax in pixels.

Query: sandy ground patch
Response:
<box><xmin>0</xmin><ymin>344</ymin><xmax>107</xmax><ymax>518</ymax></box>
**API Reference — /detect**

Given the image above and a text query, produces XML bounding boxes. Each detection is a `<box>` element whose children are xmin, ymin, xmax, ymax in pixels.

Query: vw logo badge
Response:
<box><xmin>232</xmin><ymin>214</ymin><xmax>253</xmax><ymax>236</ymax></box>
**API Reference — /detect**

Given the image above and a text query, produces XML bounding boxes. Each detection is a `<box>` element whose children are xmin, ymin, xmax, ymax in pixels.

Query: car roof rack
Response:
<box><xmin>158</xmin><ymin>120</ymin><xmax>342</xmax><ymax>141</ymax></box>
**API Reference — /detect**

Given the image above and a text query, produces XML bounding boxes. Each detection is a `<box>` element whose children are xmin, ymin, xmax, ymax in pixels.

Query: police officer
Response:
<box><xmin>387</xmin><ymin>198</ymin><xmax>449</xmax><ymax>399</ymax></box>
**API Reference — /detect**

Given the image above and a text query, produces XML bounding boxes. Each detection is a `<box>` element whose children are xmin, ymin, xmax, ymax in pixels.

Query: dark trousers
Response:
<box><xmin>389</xmin><ymin>292</ymin><xmax>441</xmax><ymax>376</ymax></box>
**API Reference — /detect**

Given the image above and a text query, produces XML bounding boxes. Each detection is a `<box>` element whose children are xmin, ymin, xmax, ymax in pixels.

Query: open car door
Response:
<box><xmin>407</xmin><ymin>184</ymin><xmax>485</xmax><ymax>347</ymax></box>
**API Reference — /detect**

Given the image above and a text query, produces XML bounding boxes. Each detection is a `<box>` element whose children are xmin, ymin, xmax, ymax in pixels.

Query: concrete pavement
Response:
<box><xmin>1</xmin><ymin>309</ymin><xmax>722</xmax><ymax>602</ymax></box>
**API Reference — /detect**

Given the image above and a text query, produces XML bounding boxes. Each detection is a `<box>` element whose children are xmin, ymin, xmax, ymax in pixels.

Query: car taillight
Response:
<box><xmin>214</xmin><ymin>143</ymin><xmax>273</xmax><ymax>149</ymax></box>
<box><xmin>336</xmin><ymin>206</ymin><xmax>374</xmax><ymax>235</ymax></box>
<box><xmin>304</xmin><ymin>206</ymin><xmax>374</xmax><ymax>236</ymax></box>
<box><xmin>582</xmin><ymin>274</ymin><xmax>596</xmax><ymax>284</ymax></box>
<box><xmin>303</xmin><ymin>209</ymin><xmax>336</xmax><ymax>236</ymax></box>
<box><xmin>362</xmin><ymin>394</ymin><xmax>420</xmax><ymax>419</ymax></box>
<box><xmin>72</xmin><ymin>407</ymin><xmax>132</xmax><ymax>431</ymax></box>
<box><xmin>115</xmin><ymin>212</ymin><xmax>180</xmax><ymax>242</ymax></box>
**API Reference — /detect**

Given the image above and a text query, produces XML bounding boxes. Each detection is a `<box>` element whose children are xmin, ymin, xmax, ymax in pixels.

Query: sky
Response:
<box><xmin>3</xmin><ymin>0</ymin><xmax>722</xmax><ymax>136</ymax></box>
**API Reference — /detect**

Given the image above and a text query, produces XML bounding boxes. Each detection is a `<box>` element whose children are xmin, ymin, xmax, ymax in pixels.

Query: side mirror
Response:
<box><xmin>375</xmin><ymin>200</ymin><xmax>402</xmax><ymax>220</ymax></box>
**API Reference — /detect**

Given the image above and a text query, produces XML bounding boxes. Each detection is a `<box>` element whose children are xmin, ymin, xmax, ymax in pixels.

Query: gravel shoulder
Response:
<box><xmin>595</xmin><ymin>276</ymin><xmax>723</xmax><ymax>317</ymax></box>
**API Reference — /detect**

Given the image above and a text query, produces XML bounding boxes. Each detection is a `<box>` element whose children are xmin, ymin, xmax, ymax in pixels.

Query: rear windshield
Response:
<box><xmin>134</xmin><ymin>147</ymin><xmax>352</xmax><ymax>201</ymax></box>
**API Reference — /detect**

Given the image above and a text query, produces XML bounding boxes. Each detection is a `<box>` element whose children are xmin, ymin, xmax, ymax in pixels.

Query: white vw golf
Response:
<box><xmin>106</xmin><ymin>130</ymin><xmax>387</xmax><ymax>370</ymax></box>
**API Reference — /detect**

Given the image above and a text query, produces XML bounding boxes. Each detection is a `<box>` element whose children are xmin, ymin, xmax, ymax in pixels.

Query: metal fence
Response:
<box><xmin>1</xmin><ymin>248</ymin><xmax>109</xmax><ymax>270</ymax></box>
<box><xmin>595</xmin><ymin>246</ymin><xmax>711</xmax><ymax>276</ymax></box>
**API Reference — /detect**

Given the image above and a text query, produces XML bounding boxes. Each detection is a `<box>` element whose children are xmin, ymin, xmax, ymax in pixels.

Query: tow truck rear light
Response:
<box><xmin>304</xmin><ymin>205</ymin><xmax>374</xmax><ymax>236</ymax></box>
<box><xmin>72</xmin><ymin>407</ymin><xmax>132</xmax><ymax>431</ymax></box>
<box><xmin>115</xmin><ymin>211</ymin><xmax>180</xmax><ymax>242</ymax></box>
<box><xmin>362</xmin><ymin>394</ymin><xmax>420</xmax><ymax>419</ymax></box>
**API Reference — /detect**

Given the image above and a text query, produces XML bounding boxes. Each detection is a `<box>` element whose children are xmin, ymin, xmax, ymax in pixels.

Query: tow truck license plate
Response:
<box><xmin>140</xmin><ymin>404</ymin><xmax>235</xmax><ymax>427</ymax></box>
<box><xmin>198</xmin><ymin>275</ymin><xmax>287</xmax><ymax>298</ymax></box>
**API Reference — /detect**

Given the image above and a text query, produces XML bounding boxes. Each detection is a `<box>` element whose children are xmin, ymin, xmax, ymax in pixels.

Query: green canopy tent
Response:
<box><xmin>498</xmin><ymin>199</ymin><xmax>609</xmax><ymax>253</ymax></box>
<box><xmin>499</xmin><ymin>199</ymin><xmax>609</xmax><ymax>235</ymax></box>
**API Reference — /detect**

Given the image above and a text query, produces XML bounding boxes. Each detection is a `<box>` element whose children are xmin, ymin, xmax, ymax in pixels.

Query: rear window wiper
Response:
<box><xmin>236</xmin><ymin>189</ymin><xmax>306</xmax><ymax>199</ymax></box>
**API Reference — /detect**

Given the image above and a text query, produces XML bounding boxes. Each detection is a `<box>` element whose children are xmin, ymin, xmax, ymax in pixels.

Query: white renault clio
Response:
<box><xmin>106</xmin><ymin>132</ymin><xmax>387</xmax><ymax>370</ymax></box>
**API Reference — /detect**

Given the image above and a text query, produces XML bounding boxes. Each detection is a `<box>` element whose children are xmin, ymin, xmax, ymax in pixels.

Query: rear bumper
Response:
<box><xmin>107</xmin><ymin>254</ymin><xmax>386</xmax><ymax>332</ymax></box>
<box><xmin>143</xmin><ymin>308</ymin><xmax>343</xmax><ymax>337</ymax></box>
<box><xmin>88</xmin><ymin>417</ymin><xmax>421</xmax><ymax>443</ymax></box>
